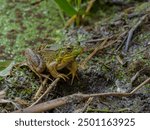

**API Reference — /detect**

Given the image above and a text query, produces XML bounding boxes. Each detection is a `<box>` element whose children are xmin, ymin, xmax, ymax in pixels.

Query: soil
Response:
<box><xmin>0</xmin><ymin>0</ymin><xmax>150</xmax><ymax>113</ymax></box>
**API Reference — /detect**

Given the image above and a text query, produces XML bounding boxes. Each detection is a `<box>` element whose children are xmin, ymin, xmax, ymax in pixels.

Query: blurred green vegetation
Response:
<box><xmin>0</xmin><ymin>0</ymin><xmax>149</xmax><ymax>63</ymax></box>
<box><xmin>0</xmin><ymin>0</ymin><xmax>64</xmax><ymax>61</ymax></box>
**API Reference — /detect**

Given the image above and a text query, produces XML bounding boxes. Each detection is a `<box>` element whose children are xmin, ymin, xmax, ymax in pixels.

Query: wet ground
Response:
<box><xmin>0</xmin><ymin>0</ymin><xmax>150</xmax><ymax>112</ymax></box>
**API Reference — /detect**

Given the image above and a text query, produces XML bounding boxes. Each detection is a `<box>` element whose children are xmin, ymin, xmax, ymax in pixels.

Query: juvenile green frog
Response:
<box><xmin>25</xmin><ymin>44</ymin><xmax>83</xmax><ymax>84</ymax></box>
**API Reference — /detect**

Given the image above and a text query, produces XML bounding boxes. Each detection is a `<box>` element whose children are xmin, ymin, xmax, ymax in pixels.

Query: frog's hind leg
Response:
<box><xmin>47</xmin><ymin>61</ymin><xmax>69</xmax><ymax>81</ymax></box>
<box><xmin>67</xmin><ymin>61</ymin><xmax>78</xmax><ymax>84</ymax></box>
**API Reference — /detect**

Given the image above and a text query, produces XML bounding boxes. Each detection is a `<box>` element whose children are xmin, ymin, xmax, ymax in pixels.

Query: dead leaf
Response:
<box><xmin>0</xmin><ymin>61</ymin><xmax>15</xmax><ymax>77</ymax></box>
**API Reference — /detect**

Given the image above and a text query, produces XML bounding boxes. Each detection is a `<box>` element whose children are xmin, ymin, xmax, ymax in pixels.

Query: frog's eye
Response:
<box><xmin>67</xmin><ymin>47</ymin><xmax>72</xmax><ymax>51</ymax></box>
<box><xmin>66</xmin><ymin>46</ymin><xmax>73</xmax><ymax>52</ymax></box>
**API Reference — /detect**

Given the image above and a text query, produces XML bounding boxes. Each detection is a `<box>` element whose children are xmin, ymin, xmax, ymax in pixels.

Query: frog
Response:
<box><xmin>24</xmin><ymin>44</ymin><xmax>83</xmax><ymax>84</ymax></box>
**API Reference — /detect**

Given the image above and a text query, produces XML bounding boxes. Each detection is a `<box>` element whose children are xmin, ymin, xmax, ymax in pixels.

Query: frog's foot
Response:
<box><xmin>40</xmin><ymin>74</ymin><xmax>53</xmax><ymax>81</ymax></box>
<box><xmin>67</xmin><ymin>72</ymin><xmax>76</xmax><ymax>85</ymax></box>
<box><xmin>57</xmin><ymin>73</ymin><xmax>69</xmax><ymax>81</ymax></box>
<box><xmin>67</xmin><ymin>61</ymin><xmax>78</xmax><ymax>84</ymax></box>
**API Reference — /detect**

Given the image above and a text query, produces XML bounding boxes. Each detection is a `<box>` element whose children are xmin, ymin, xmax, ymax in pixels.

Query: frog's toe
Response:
<box><xmin>67</xmin><ymin>71</ymin><xmax>78</xmax><ymax>84</ymax></box>
<box><xmin>58</xmin><ymin>74</ymin><xmax>69</xmax><ymax>81</ymax></box>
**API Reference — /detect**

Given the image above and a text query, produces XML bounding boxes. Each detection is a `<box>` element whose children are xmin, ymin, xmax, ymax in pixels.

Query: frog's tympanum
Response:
<box><xmin>25</xmin><ymin>44</ymin><xmax>83</xmax><ymax>84</ymax></box>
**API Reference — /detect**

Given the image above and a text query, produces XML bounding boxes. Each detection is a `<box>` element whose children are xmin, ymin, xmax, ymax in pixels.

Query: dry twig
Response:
<box><xmin>124</xmin><ymin>15</ymin><xmax>147</xmax><ymax>52</ymax></box>
<box><xmin>80</xmin><ymin>35</ymin><xmax>121</xmax><ymax>69</ymax></box>
<box><xmin>76</xmin><ymin>97</ymin><xmax>94</xmax><ymax>113</ymax></box>
<box><xmin>33</xmin><ymin>77</ymin><xmax>49</xmax><ymax>100</ymax></box>
<box><xmin>80</xmin><ymin>39</ymin><xmax>108</xmax><ymax>69</ymax></box>
<box><xmin>13</xmin><ymin>77</ymin><xmax>150</xmax><ymax>113</ymax></box>
<box><xmin>0</xmin><ymin>99</ymin><xmax>20</xmax><ymax>109</ymax></box>
<box><xmin>30</xmin><ymin>78</ymin><xmax>60</xmax><ymax>107</ymax></box>
<box><xmin>82</xmin><ymin>0</ymin><xmax>96</xmax><ymax>19</ymax></box>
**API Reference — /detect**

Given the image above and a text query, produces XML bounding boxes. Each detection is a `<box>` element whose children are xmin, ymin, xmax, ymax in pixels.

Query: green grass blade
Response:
<box><xmin>54</xmin><ymin>0</ymin><xmax>77</xmax><ymax>16</ymax></box>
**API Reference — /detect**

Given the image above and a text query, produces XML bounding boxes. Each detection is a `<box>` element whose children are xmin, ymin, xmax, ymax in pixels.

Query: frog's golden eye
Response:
<box><xmin>66</xmin><ymin>46</ymin><xmax>73</xmax><ymax>52</ymax></box>
<box><xmin>67</xmin><ymin>47</ymin><xmax>72</xmax><ymax>51</ymax></box>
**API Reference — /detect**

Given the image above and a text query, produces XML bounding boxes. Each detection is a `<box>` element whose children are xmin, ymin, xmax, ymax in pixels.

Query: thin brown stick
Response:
<box><xmin>30</xmin><ymin>78</ymin><xmax>60</xmax><ymax>107</ymax></box>
<box><xmin>65</xmin><ymin>15</ymin><xmax>77</xmax><ymax>28</ymax></box>
<box><xmin>0</xmin><ymin>99</ymin><xmax>20</xmax><ymax>109</ymax></box>
<box><xmin>130</xmin><ymin>69</ymin><xmax>142</xmax><ymax>84</ymax></box>
<box><xmin>33</xmin><ymin>78</ymin><xmax>48</xmax><ymax>100</ymax></box>
<box><xmin>116</xmin><ymin>55</ymin><xmax>124</xmax><ymax>65</ymax></box>
<box><xmin>13</xmin><ymin>94</ymin><xmax>74</xmax><ymax>113</ymax></box>
<box><xmin>124</xmin><ymin>15</ymin><xmax>147</xmax><ymax>52</ymax></box>
<box><xmin>82</xmin><ymin>0</ymin><xmax>96</xmax><ymax>19</ymax></box>
<box><xmin>85</xmin><ymin>37</ymin><xmax>107</xmax><ymax>43</ymax></box>
<box><xmin>79</xmin><ymin>97</ymin><xmax>94</xmax><ymax>113</ymax></box>
<box><xmin>130</xmin><ymin>77</ymin><xmax>150</xmax><ymax>94</ymax></box>
<box><xmin>80</xmin><ymin>37</ymin><xmax>120</xmax><ymax>69</ymax></box>
<box><xmin>13</xmin><ymin>77</ymin><xmax>150</xmax><ymax>113</ymax></box>
<box><xmin>80</xmin><ymin>39</ymin><xmax>108</xmax><ymax>69</ymax></box>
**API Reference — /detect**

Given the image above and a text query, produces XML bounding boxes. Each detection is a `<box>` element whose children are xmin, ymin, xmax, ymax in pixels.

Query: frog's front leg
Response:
<box><xmin>46</xmin><ymin>61</ymin><xmax>68</xmax><ymax>80</ymax></box>
<box><xmin>66</xmin><ymin>61</ymin><xmax>78</xmax><ymax>84</ymax></box>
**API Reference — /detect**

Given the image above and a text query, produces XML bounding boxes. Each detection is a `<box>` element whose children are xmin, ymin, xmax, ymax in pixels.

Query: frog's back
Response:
<box><xmin>40</xmin><ymin>50</ymin><xmax>58</xmax><ymax>63</ymax></box>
